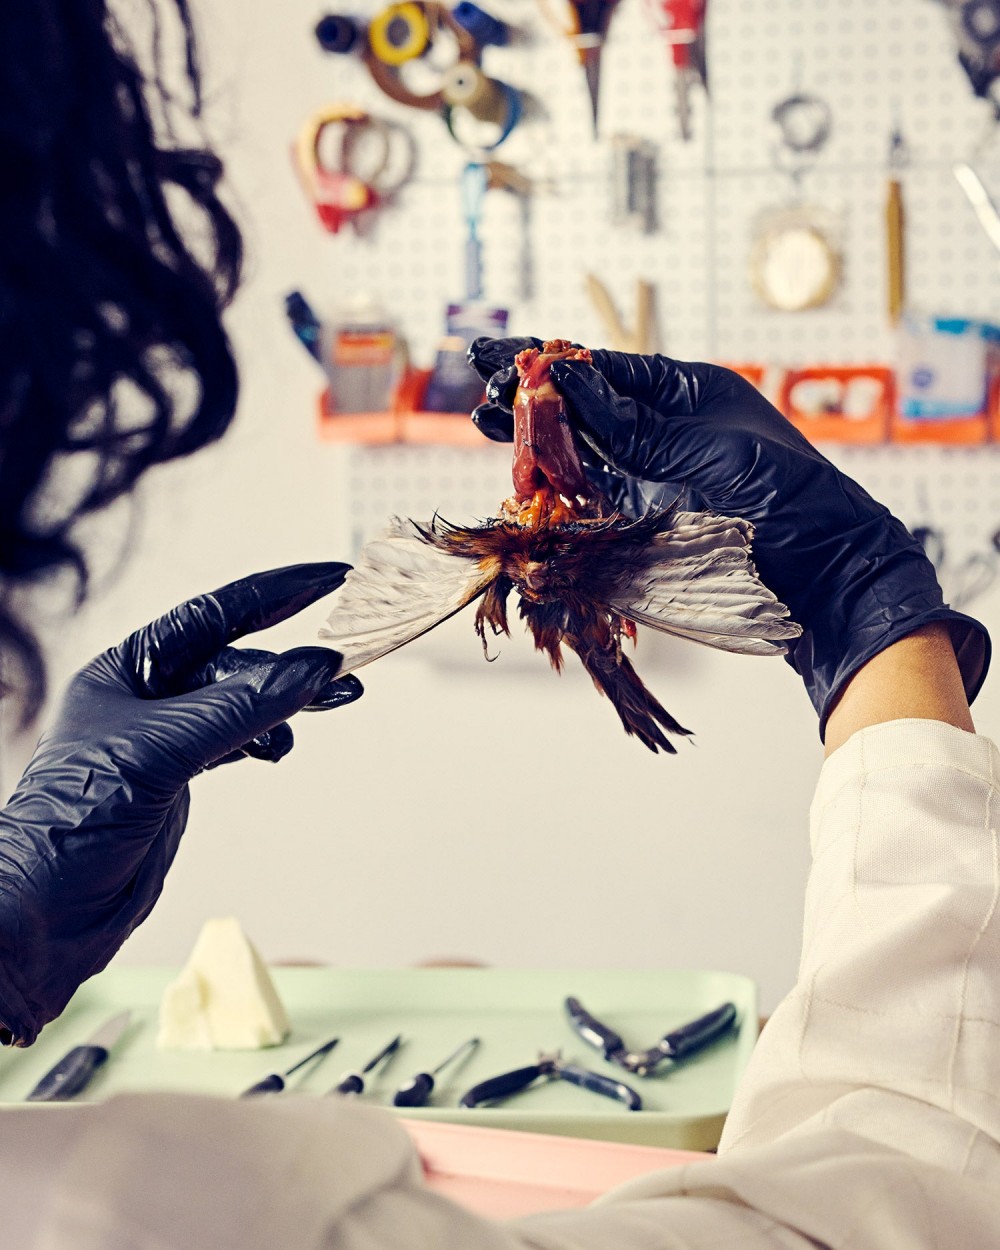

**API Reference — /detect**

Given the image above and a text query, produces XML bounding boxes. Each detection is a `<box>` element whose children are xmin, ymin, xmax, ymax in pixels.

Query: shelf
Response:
<box><xmin>316</xmin><ymin>370</ymin><xmax>487</xmax><ymax>446</ymax></box>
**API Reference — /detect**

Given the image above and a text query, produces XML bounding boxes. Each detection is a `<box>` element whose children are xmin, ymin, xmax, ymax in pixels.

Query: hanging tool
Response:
<box><xmin>539</xmin><ymin>0</ymin><xmax>622</xmax><ymax>135</ymax></box>
<box><xmin>771</xmin><ymin>91</ymin><xmax>833</xmax><ymax>178</ymax></box>
<box><xmin>643</xmin><ymin>0</ymin><xmax>708</xmax><ymax>141</ymax></box>
<box><xmin>459</xmin><ymin>1050</ymin><xmax>642</xmax><ymax>1110</ymax></box>
<box><xmin>570</xmin><ymin>0</ymin><xmax>621</xmax><ymax>134</ymax></box>
<box><xmin>750</xmin><ymin>89</ymin><xmax>842</xmax><ymax>312</ymax></box>
<box><xmin>361</xmin><ymin>1</ymin><xmax>481</xmax><ymax>113</ymax></box>
<box><xmin>565</xmin><ymin>997</ymin><xmax>738</xmax><ymax>1076</ymax></box>
<box><xmin>486</xmin><ymin>161</ymin><xmax>536</xmax><ymax>301</ymax></box>
<box><xmin>886</xmin><ymin>124</ymin><xmax>908</xmax><ymax>325</ymax></box>
<box><xmin>442</xmin><ymin>62</ymin><xmax>523</xmax><ymax>150</ymax></box>
<box><xmin>913</xmin><ymin>523</ymin><xmax>1000</xmax><ymax>609</ymax></box>
<box><xmin>329</xmin><ymin>1034</ymin><xmax>403</xmax><ymax>1095</ymax></box>
<box><xmin>954</xmin><ymin>161</ymin><xmax>1000</xmax><ymax>264</ymax></box>
<box><xmin>461</xmin><ymin>161</ymin><xmax>489</xmax><ymax>300</ymax></box>
<box><xmin>25</xmin><ymin>1011</ymin><xmax>132</xmax><ymax>1102</ymax></box>
<box><xmin>611</xmin><ymin>135</ymin><xmax>658</xmax><ymax>234</ymax></box>
<box><xmin>315</xmin><ymin>13</ymin><xmax>367</xmax><ymax>55</ymax></box>
<box><xmin>367</xmin><ymin>1</ymin><xmax>431</xmax><ymax>64</ymax></box>
<box><xmin>239</xmin><ymin>1036</ymin><xmax>340</xmax><ymax>1097</ymax></box>
<box><xmin>292</xmin><ymin>105</ymin><xmax>417</xmax><ymax>235</ymax></box>
<box><xmin>452</xmin><ymin>2</ymin><xmax>509</xmax><ymax>46</ymax></box>
<box><xmin>935</xmin><ymin>0</ymin><xmax>1000</xmax><ymax>118</ymax></box>
<box><xmin>393</xmin><ymin>1037</ymin><xmax>480</xmax><ymax>1106</ymax></box>
<box><xmin>585</xmin><ymin>273</ymin><xmax>657</xmax><ymax>353</ymax></box>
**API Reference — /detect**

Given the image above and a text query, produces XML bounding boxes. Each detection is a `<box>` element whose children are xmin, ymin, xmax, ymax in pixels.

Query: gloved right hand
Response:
<box><xmin>468</xmin><ymin>338</ymin><xmax>990</xmax><ymax>736</ymax></box>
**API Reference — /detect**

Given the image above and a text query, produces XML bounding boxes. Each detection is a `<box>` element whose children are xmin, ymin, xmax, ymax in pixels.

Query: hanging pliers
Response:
<box><xmin>565</xmin><ymin>997</ymin><xmax>738</xmax><ymax>1076</ymax></box>
<box><xmin>459</xmin><ymin>1051</ymin><xmax>642</xmax><ymax>1111</ymax></box>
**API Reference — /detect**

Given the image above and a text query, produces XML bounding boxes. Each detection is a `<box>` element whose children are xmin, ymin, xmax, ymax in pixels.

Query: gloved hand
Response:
<box><xmin>468</xmin><ymin>337</ymin><xmax>990</xmax><ymax>735</ymax></box>
<box><xmin>0</xmin><ymin>563</ymin><xmax>363</xmax><ymax>1047</ymax></box>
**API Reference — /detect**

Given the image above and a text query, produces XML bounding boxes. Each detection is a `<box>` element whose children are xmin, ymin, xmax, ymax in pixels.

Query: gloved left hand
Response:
<box><xmin>0</xmin><ymin>563</ymin><xmax>362</xmax><ymax>1047</ymax></box>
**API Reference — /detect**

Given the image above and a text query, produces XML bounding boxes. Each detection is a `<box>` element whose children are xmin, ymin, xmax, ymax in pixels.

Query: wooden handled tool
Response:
<box><xmin>585</xmin><ymin>273</ymin><xmax>658</xmax><ymax>354</ymax></box>
<box><xmin>886</xmin><ymin>126</ymin><xmax>907</xmax><ymax>325</ymax></box>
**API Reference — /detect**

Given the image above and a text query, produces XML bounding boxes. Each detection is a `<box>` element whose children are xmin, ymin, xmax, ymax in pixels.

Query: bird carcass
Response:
<box><xmin>320</xmin><ymin>340</ymin><xmax>801</xmax><ymax>753</ymax></box>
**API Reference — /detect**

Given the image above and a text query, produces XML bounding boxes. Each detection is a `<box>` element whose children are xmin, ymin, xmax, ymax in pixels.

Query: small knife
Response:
<box><xmin>565</xmin><ymin>997</ymin><xmax>738</xmax><ymax>1076</ymax></box>
<box><xmin>25</xmin><ymin>1011</ymin><xmax>132</xmax><ymax>1103</ymax></box>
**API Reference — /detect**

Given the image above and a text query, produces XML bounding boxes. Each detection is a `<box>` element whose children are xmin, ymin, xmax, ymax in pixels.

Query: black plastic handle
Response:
<box><xmin>564</xmin><ymin>996</ymin><xmax>627</xmax><ymax>1060</ymax></box>
<box><xmin>240</xmin><ymin>1072</ymin><xmax>286</xmax><ymax>1097</ymax></box>
<box><xmin>331</xmin><ymin>1073</ymin><xmax>365</xmax><ymax>1096</ymax></box>
<box><xmin>393</xmin><ymin>1072</ymin><xmax>434</xmax><ymax>1107</ymax></box>
<box><xmin>556</xmin><ymin>1063</ymin><xmax>642</xmax><ymax>1111</ymax></box>
<box><xmin>459</xmin><ymin>1064</ymin><xmax>544</xmax><ymax>1108</ymax></box>
<box><xmin>661</xmin><ymin>1002</ymin><xmax>738</xmax><ymax>1059</ymax></box>
<box><xmin>26</xmin><ymin>1046</ymin><xmax>109</xmax><ymax>1102</ymax></box>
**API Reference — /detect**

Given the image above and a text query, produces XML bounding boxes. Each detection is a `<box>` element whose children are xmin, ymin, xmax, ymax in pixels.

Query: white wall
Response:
<box><xmin>5</xmin><ymin>0</ymin><xmax>1000</xmax><ymax>1014</ymax></box>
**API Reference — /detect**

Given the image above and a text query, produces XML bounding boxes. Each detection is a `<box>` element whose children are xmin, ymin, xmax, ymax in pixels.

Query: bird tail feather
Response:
<box><xmin>570</xmin><ymin>640</ymin><xmax>691</xmax><ymax>755</ymax></box>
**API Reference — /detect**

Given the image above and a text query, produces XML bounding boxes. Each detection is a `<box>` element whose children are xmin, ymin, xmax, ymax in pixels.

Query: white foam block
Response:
<box><xmin>157</xmin><ymin>917</ymin><xmax>290</xmax><ymax>1051</ymax></box>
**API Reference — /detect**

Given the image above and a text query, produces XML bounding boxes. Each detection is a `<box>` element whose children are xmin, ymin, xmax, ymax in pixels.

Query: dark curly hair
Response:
<box><xmin>0</xmin><ymin>0</ymin><xmax>243</xmax><ymax>726</ymax></box>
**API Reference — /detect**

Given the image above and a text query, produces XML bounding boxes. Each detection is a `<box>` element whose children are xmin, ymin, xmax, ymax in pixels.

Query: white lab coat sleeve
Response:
<box><xmin>13</xmin><ymin>1093</ymin><xmax>799</xmax><ymax>1250</ymax></box>
<box><xmin>7</xmin><ymin>717</ymin><xmax>1000</xmax><ymax>1250</ymax></box>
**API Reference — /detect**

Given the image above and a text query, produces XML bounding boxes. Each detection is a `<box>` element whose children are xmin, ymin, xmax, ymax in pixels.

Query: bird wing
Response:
<box><xmin>609</xmin><ymin>511</ymin><xmax>802</xmax><ymax>655</ymax></box>
<box><xmin>318</xmin><ymin>517</ymin><xmax>495</xmax><ymax>674</ymax></box>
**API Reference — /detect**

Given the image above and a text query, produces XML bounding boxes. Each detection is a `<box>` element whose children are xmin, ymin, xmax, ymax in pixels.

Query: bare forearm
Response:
<box><xmin>823</xmin><ymin>622</ymin><xmax>975</xmax><ymax>756</ymax></box>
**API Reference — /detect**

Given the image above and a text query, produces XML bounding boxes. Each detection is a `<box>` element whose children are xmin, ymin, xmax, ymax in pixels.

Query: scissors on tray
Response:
<box><xmin>565</xmin><ymin>996</ymin><xmax>738</xmax><ymax>1076</ymax></box>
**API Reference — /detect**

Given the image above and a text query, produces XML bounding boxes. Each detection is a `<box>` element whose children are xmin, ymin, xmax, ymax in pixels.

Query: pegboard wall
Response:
<box><xmin>304</xmin><ymin>0</ymin><xmax>1000</xmax><ymax>364</ymax></box>
<box><xmin>304</xmin><ymin>0</ymin><xmax>1000</xmax><ymax>604</ymax></box>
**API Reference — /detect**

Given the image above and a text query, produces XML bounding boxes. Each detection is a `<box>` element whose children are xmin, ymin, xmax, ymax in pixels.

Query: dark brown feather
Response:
<box><xmin>414</xmin><ymin>508</ymin><xmax>692</xmax><ymax>753</ymax></box>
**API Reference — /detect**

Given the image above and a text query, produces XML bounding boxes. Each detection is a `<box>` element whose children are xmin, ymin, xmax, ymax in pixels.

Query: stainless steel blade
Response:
<box><xmin>84</xmin><ymin>1010</ymin><xmax>132</xmax><ymax>1051</ymax></box>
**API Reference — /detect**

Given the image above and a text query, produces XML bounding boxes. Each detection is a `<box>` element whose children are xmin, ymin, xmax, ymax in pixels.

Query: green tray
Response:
<box><xmin>0</xmin><ymin>967</ymin><xmax>757</xmax><ymax>1149</ymax></box>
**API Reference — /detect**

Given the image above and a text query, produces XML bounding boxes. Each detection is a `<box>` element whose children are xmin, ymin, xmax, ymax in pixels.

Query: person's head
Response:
<box><xmin>0</xmin><ymin>0</ymin><xmax>243</xmax><ymax>726</ymax></box>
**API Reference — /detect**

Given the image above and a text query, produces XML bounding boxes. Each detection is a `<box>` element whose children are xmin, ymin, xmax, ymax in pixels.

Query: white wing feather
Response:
<box><xmin>609</xmin><ymin>511</ymin><xmax>802</xmax><ymax>655</ymax></box>
<box><xmin>318</xmin><ymin>517</ymin><xmax>491</xmax><ymax>674</ymax></box>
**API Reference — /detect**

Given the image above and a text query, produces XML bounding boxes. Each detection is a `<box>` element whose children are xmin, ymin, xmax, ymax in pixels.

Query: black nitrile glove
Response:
<box><xmin>0</xmin><ymin>563</ymin><xmax>363</xmax><ymax>1047</ymax></box>
<box><xmin>468</xmin><ymin>338</ymin><xmax>990</xmax><ymax>736</ymax></box>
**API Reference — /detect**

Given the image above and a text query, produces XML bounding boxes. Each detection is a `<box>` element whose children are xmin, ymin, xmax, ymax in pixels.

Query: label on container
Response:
<box><xmin>332</xmin><ymin>330</ymin><xmax>398</xmax><ymax>366</ymax></box>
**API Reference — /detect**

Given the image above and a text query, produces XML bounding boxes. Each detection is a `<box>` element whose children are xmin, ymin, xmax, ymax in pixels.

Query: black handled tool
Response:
<box><xmin>26</xmin><ymin>1011</ymin><xmax>132</xmax><ymax>1103</ymax></box>
<box><xmin>240</xmin><ymin>1035</ymin><xmax>340</xmax><ymax>1097</ymax></box>
<box><xmin>565</xmin><ymin>997</ymin><xmax>738</xmax><ymax>1076</ymax></box>
<box><xmin>459</xmin><ymin>1051</ymin><xmax>642</xmax><ymax>1111</ymax></box>
<box><xmin>329</xmin><ymin>1034</ymin><xmax>403</xmax><ymax>1096</ymax></box>
<box><xmin>393</xmin><ymin>1037</ymin><xmax>479</xmax><ymax>1107</ymax></box>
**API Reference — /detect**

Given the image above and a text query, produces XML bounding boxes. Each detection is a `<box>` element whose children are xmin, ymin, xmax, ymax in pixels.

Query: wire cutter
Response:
<box><xmin>459</xmin><ymin>1050</ymin><xmax>642</xmax><ymax>1110</ymax></box>
<box><xmin>565</xmin><ymin>997</ymin><xmax>738</xmax><ymax>1076</ymax></box>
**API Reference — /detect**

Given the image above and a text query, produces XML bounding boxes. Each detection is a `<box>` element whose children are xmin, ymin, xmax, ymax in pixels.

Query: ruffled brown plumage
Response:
<box><xmin>414</xmin><ymin>507</ymin><xmax>692</xmax><ymax>753</ymax></box>
<box><xmin>320</xmin><ymin>338</ymin><xmax>801</xmax><ymax>754</ymax></box>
